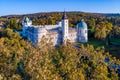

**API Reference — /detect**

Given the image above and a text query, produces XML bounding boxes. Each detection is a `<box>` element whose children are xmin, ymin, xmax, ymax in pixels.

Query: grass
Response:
<box><xmin>110</xmin><ymin>38</ymin><xmax>120</xmax><ymax>44</ymax></box>
<box><xmin>78</xmin><ymin>38</ymin><xmax>120</xmax><ymax>58</ymax></box>
<box><xmin>108</xmin><ymin>45</ymin><xmax>120</xmax><ymax>58</ymax></box>
<box><xmin>78</xmin><ymin>38</ymin><xmax>107</xmax><ymax>48</ymax></box>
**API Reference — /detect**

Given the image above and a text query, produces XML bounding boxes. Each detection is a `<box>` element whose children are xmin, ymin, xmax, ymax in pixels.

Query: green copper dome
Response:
<box><xmin>77</xmin><ymin>19</ymin><xmax>87</xmax><ymax>28</ymax></box>
<box><xmin>24</xmin><ymin>17</ymin><xmax>30</xmax><ymax>22</ymax></box>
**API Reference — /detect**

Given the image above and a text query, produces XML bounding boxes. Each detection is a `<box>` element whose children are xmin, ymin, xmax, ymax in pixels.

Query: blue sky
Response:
<box><xmin>0</xmin><ymin>0</ymin><xmax>120</xmax><ymax>16</ymax></box>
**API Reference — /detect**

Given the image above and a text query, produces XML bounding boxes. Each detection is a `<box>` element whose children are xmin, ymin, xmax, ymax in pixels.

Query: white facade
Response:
<box><xmin>77</xmin><ymin>19</ymin><xmax>88</xmax><ymax>42</ymax></box>
<box><xmin>22</xmin><ymin>12</ymin><xmax>88</xmax><ymax>46</ymax></box>
<box><xmin>62</xmin><ymin>18</ymin><xmax>69</xmax><ymax>42</ymax></box>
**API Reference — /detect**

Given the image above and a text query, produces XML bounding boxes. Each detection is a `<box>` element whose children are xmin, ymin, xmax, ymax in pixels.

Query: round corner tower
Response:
<box><xmin>22</xmin><ymin>17</ymin><xmax>32</xmax><ymax>36</ymax></box>
<box><xmin>77</xmin><ymin>19</ymin><xmax>88</xmax><ymax>43</ymax></box>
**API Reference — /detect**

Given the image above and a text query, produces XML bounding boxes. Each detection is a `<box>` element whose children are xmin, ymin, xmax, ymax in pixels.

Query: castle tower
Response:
<box><xmin>22</xmin><ymin>17</ymin><xmax>32</xmax><ymax>26</ymax></box>
<box><xmin>22</xmin><ymin>17</ymin><xmax>32</xmax><ymax>36</ymax></box>
<box><xmin>62</xmin><ymin>11</ymin><xmax>69</xmax><ymax>43</ymax></box>
<box><xmin>77</xmin><ymin>19</ymin><xmax>88</xmax><ymax>42</ymax></box>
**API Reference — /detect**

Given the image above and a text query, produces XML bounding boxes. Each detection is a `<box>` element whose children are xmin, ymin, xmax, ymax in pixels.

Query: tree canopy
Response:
<box><xmin>0</xmin><ymin>28</ymin><xmax>119</xmax><ymax>80</ymax></box>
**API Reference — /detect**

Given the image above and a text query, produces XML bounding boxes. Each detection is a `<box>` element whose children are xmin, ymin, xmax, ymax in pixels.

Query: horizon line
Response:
<box><xmin>1</xmin><ymin>10</ymin><xmax>120</xmax><ymax>17</ymax></box>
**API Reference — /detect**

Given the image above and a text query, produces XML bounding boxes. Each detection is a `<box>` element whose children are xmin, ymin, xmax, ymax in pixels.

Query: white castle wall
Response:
<box><xmin>33</xmin><ymin>21</ymin><xmax>62</xmax><ymax>30</ymax></box>
<box><xmin>44</xmin><ymin>25</ymin><xmax>61</xmax><ymax>29</ymax></box>
<box><xmin>69</xmin><ymin>32</ymin><xmax>77</xmax><ymax>42</ymax></box>
<box><xmin>78</xmin><ymin>27</ymin><xmax>88</xmax><ymax>42</ymax></box>
<box><xmin>62</xmin><ymin>19</ymin><xmax>69</xmax><ymax>42</ymax></box>
<box><xmin>45</xmin><ymin>33</ymin><xmax>62</xmax><ymax>46</ymax></box>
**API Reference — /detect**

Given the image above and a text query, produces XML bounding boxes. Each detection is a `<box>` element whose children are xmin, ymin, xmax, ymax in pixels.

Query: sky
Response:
<box><xmin>0</xmin><ymin>0</ymin><xmax>120</xmax><ymax>16</ymax></box>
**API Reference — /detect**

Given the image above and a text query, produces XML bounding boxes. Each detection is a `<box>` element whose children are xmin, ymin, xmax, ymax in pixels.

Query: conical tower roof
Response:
<box><xmin>62</xmin><ymin>11</ymin><xmax>68</xmax><ymax>19</ymax></box>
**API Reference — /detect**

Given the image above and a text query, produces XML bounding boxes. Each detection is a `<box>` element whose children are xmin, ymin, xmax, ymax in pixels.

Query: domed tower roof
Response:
<box><xmin>77</xmin><ymin>19</ymin><xmax>87</xmax><ymax>28</ymax></box>
<box><xmin>62</xmin><ymin>11</ymin><xmax>68</xmax><ymax>19</ymax></box>
<box><xmin>24</xmin><ymin>17</ymin><xmax>30</xmax><ymax>22</ymax></box>
<box><xmin>22</xmin><ymin>17</ymin><xmax>32</xmax><ymax>26</ymax></box>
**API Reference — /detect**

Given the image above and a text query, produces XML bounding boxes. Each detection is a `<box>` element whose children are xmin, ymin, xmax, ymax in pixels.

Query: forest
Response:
<box><xmin>0</xmin><ymin>12</ymin><xmax>120</xmax><ymax>80</ymax></box>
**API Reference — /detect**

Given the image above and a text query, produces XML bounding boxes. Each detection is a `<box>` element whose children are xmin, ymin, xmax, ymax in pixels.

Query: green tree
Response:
<box><xmin>94</xmin><ymin>22</ymin><xmax>107</xmax><ymax>40</ymax></box>
<box><xmin>48</xmin><ymin>18</ymin><xmax>56</xmax><ymax>25</ymax></box>
<box><xmin>6</xmin><ymin>18</ymin><xmax>22</xmax><ymax>30</ymax></box>
<box><xmin>94</xmin><ymin>22</ymin><xmax>113</xmax><ymax>40</ymax></box>
<box><xmin>111</xmin><ymin>26</ymin><xmax>120</xmax><ymax>38</ymax></box>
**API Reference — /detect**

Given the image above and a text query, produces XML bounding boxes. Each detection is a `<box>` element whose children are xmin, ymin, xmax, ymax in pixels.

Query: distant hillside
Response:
<box><xmin>1</xmin><ymin>11</ymin><xmax>120</xmax><ymax>27</ymax></box>
<box><xmin>101</xmin><ymin>13</ymin><xmax>120</xmax><ymax>17</ymax></box>
<box><xmin>1</xmin><ymin>11</ymin><xmax>120</xmax><ymax>19</ymax></box>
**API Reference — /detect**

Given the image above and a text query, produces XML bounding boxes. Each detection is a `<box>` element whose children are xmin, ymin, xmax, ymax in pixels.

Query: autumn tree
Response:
<box><xmin>111</xmin><ymin>26</ymin><xmax>120</xmax><ymax>38</ymax></box>
<box><xmin>0</xmin><ymin>28</ymin><xmax>26</xmax><ymax>79</ymax></box>
<box><xmin>94</xmin><ymin>22</ymin><xmax>113</xmax><ymax>40</ymax></box>
<box><xmin>6</xmin><ymin>18</ymin><xmax>22</xmax><ymax>30</ymax></box>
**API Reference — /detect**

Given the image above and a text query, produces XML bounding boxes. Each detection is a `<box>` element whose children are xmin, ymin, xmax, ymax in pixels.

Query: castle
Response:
<box><xmin>22</xmin><ymin>12</ymin><xmax>88</xmax><ymax>46</ymax></box>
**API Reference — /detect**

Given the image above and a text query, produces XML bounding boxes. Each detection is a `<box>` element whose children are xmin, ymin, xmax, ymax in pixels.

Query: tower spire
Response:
<box><xmin>62</xmin><ymin>10</ymin><xmax>69</xmax><ymax>43</ymax></box>
<box><xmin>62</xmin><ymin>10</ymin><xmax>68</xmax><ymax>19</ymax></box>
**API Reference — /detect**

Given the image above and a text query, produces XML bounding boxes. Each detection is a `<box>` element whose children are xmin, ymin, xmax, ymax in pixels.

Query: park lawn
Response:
<box><xmin>108</xmin><ymin>45</ymin><xmax>120</xmax><ymax>59</ymax></box>
<box><xmin>78</xmin><ymin>38</ymin><xmax>120</xmax><ymax>58</ymax></box>
<box><xmin>108</xmin><ymin>38</ymin><xmax>120</xmax><ymax>58</ymax></box>
<box><xmin>87</xmin><ymin>38</ymin><xmax>107</xmax><ymax>48</ymax></box>
<box><xmin>110</xmin><ymin>38</ymin><xmax>120</xmax><ymax>44</ymax></box>
<box><xmin>78</xmin><ymin>38</ymin><xmax>107</xmax><ymax>48</ymax></box>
